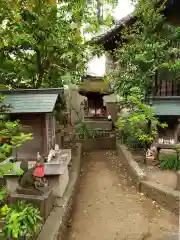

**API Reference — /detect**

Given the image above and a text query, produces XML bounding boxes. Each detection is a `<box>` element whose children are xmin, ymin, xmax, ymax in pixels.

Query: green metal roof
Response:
<box><xmin>152</xmin><ymin>102</ymin><xmax>180</xmax><ymax>116</ymax></box>
<box><xmin>3</xmin><ymin>93</ymin><xmax>58</xmax><ymax>113</ymax></box>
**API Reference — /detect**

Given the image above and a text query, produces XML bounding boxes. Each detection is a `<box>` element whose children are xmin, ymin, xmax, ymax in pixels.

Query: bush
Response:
<box><xmin>116</xmin><ymin>88</ymin><xmax>167</xmax><ymax>150</ymax></box>
<box><xmin>3</xmin><ymin>201</ymin><xmax>42</xmax><ymax>239</ymax></box>
<box><xmin>120</xmin><ymin>129</ymin><xmax>144</xmax><ymax>149</ymax></box>
<box><xmin>159</xmin><ymin>155</ymin><xmax>180</xmax><ymax>170</ymax></box>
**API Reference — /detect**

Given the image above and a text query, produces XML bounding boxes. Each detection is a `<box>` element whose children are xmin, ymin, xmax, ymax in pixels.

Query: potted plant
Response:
<box><xmin>3</xmin><ymin>201</ymin><xmax>42</xmax><ymax>240</ymax></box>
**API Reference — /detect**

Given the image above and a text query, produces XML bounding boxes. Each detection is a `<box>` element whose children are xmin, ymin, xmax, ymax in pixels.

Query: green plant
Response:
<box><xmin>93</xmin><ymin>128</ymin><xmax>102</xmax><ymax>138</ymax></box>
<box><xmin>3</xmin><ymin>201</ymin><xmax>42</xmax><ymax>239</ymax></box>
<box><xmin>0</xmin><ymin>162</ymin><xmax>24</xmax><ymax>178</ymax></box>
<box><xmin>0</xmin><ymin>95</ymin><xmax>33</xmax><ymax>162</ymax></box>
<box><xmin>116</xmin><ymin>88</ymin><xmax>167</xmax><ymax>149</ymax></box>
<box><xmin>159</xmin><ymin>146</ymin><xmax>180</xmax><ymax>170</ymax></box>
<box><xmin>0</xmin><ymin>0</ymin><xmax>117</xmax><ymax>88</ymax></box>
<box><xmin>159</xmin><ymin>155</ymin><xmax>180</xmax><ymax>170</ymax></box>
<box><xmin>75</xmin><ymin>120</ymin><xmax>93</xmax><ymax>139</ymax></box>
<box><xmin>0</xmin><ymin>187</ymin><xmax>7</xmax><ymax>202</ymax></box>
<box><xmin>92</xmin><ymin>129</ymin><xmax>109</xmax><ymax>138</ymax></box>
<box><xmin>0</xmin><ymin>204</ymin><xmax>11</xmax><ymax>219</ymax></box>
<box><xmin>120</xmin><ymin>130</ymin><xmax>143</xmax><ymax>149</ymax></box>
<box><xmin>111</xmin><ymin>0</ymin><xmax>180</xmax><ymax>96</ymax></box>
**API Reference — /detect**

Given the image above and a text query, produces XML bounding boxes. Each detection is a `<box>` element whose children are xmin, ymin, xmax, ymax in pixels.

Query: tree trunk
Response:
<box><xmin>35</xmin><ymin>49</ymin><xmax>43</xmax><ymax>88</ymax></box>
<box><xmin>97</xmin><ymin>0</ymin><xmax>103</xmax><ymax>24</ymax></box>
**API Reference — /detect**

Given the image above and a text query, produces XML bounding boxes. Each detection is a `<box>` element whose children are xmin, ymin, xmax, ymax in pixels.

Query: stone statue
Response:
<box><xmin>146</xmin><ymin>146</ymin><xmax>157</xmax><ymax>159</ymax></box>
<box><xmin>55</xmin><ymin>144</ymin><xmax>60</xmax><ymax>152</ymax></box>
<box><xmin>17</xmin><ymin>159</ymin><xmax>49</xmax><ymax>195</ymax></box>
<box><xmin>47</xmin><ymin>149</ymin><xmax>56</xmax><ymax>162</ymax></box>
<box><xmin>158</xmin><ymin>138</ymin><xmax>164</xmax><ymax>144</ymax></box>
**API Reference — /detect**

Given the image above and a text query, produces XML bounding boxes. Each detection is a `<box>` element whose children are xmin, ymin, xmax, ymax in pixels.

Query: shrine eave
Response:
<box><xmin>0</xmin><ymin>88</ymin><xmax>64</xmax><ymax>113</ymax></box>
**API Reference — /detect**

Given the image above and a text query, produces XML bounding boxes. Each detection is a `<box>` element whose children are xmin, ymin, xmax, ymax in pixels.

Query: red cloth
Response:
<box><xmin>33</xmin><ymin>164</ymin><xmax>44</xmax><ymax>177</ymax></box>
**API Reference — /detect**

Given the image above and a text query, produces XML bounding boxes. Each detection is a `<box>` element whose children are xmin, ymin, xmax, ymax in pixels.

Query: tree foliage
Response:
<box><xmin>116</xmin><ymin>87</ymin><xmax>167</xmax><ymax>148</ymax></box>
<box><xmin>0</xmin><ymin>0</ymin><xmax>117</xmax><ymax>89</ymax></box>
<box><xmin>112</xmin><ymin>0</ymin><xmax>180</xmax><ymax>95</ymax></box>
<box><xmin>110</xmin><ymin>0</ymin><xmax>180</xmax><ymax>148</ymax></box>
<box><xmin>0</xmin><ymin>95</ymin><xmax>32</xmax><ymax>164</ymax></box>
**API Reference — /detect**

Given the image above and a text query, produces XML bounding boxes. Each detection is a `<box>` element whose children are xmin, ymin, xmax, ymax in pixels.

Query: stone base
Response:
<box><xmin>6</xmin><ymin>176</ymin><xmax>19</xmax><ymax>193</ymax></box>
<box><xmin>49</xmin><ymin>168</ymin><xmax>69</xmax><ymax>198</ymax></box>
<box><xmin>9</xmin><ymin>188</ymin><xmax>54</xmax><ymax>221</ymax></box>
<box><xmin>54</xmin><ymin>168</ymin><xmax>69</xmax><ymax>197</ymax></box>
<box><xmin>146</xmin><ymin>156</ymin><xmax>155</xmax><ymax>166</ymax></box>
<box><xmin>78</xmin><ymin>136</ymin><xmax>116</xmax><ymax>152</ymax></box>
<box><xmin>16</xmin><ymin>186</ymin><xmax>52</xmax><ymax>196</ymax></box>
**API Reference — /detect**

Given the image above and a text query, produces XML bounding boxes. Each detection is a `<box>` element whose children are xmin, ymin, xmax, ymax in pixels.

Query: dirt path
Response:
<box><xmin>66</xmin><ymin>151</ymin><xmax>178</xmax><ymax>240</ymax></box>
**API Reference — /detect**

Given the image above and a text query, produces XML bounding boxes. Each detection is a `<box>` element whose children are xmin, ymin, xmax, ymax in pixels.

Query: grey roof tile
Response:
<box><xmin>3</xmin><ymin>93</ymin><xmax>58</xmax><ymax>113</ymax></box>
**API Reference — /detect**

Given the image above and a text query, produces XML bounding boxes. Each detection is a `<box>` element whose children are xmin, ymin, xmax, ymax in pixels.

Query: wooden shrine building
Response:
<box><xmin>0</xmin><ymin>88</ymin><xmax>64</xmax><ymax>160</ymax></box>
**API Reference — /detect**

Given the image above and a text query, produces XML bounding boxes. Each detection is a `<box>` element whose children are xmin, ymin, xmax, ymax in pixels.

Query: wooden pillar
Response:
<box><xmin>52</xmin><ymin>114</ymin><xmax>56</xmax><ymax>146</ymax></box>
<box><xmin>45</xmin><ymin>113</ymin><xmax>56</xmax><ymax>153</ymax></box>
<box><xmin>45</xmin><ymin>113</ymin><xmax>51</xmax><ymax>152</ymax></box>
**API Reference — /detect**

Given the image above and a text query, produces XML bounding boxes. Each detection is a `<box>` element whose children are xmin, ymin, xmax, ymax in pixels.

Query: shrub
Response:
<box><xmin>3</xmin><ymin>201</ymin><xmax>42</xmax><ymax>239</ymax></box>
<box><xmin>159</xmin><ymin>155</ymin><xmax>180</xmax><ymax>170</ymax></box>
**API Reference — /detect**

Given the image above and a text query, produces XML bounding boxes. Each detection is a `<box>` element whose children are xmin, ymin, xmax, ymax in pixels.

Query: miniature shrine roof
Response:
<box><xmin>0</xmin><ymin>88</ymin><xmax>64</xmax><ymax>113</ymax></box>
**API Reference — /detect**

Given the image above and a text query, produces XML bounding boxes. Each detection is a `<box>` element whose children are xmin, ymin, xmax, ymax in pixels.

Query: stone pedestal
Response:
<box><xmin>5</xmin><ymin>149</ymin><xmax>71</xmax><ymax>198</ymax></box>
<box><xmin>146</xmin><ymin>156</ymin><xmax>155</xmax><ymax>166</ymax></box>
<box><xmin>53</xmin><ymin>168</ymin><xmax>69</xmax><ymax>197</ymax></box>
<box><xmin>6</xmin><ymin>176</ymin><xmax>19</xmax><ymax>193</ymax></box>
<box><xmin>9</xmin><ymin>188</ymin><xmax>54</xmax><ymax>222</ymax></box>
<box><xmin>44</xmin><ymin>149</ymin><xmax>71</xmax><ymax>197</ymax></box>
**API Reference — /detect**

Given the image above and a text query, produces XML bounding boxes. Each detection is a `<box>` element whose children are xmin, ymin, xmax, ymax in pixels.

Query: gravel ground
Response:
<box><xmin>66</xmin><ymin>150</ymin><xmax>178</xmax><ymax>240</ymax></box>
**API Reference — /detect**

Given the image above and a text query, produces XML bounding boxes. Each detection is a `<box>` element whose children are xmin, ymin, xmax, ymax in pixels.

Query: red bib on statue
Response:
<box><xmin>34</xmin><ymin>164</ymin><xmax>44</xmax><ymax>177</ymax></box>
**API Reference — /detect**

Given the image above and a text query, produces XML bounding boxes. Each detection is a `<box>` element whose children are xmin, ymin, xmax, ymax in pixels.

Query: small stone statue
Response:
<box><xmin>146</xmin><ymin>146</ymin><xmax>157</xmax><ymax>161</ymax></box>
<box><xmin>37</xmin><ymin>152</ymin><xmax>41</xmax><ymax>160</ymax></box>
<box><xmin>158</xmin><ymin>138</ymin><xmax>164</xmax><ymax>144</ymax></box>
<box><xmin>47</xmin><ymin>149</ymin><xmax>56</xmax><ymax>162</ymax></box>
<box><xmin>170</xmin><ymin>139</ymin><xmax>175</xmax><ymax>144</ymax></box>
<box><xmin>17</xmin><ymin>159</ymin><xmax>49</xmax><ymax>195</ymax></box>
<box><xmin>107</xmin><ymin>115</ymin><xmax>112</xmax><ymax>121</ymax></box>
<box><xmin>146</xmin><ymin>149</ymin><xmax>151</xmax><ymax>157</ymax></box>
<box><xmin>55</xmin><ymin>144</ymin><xmax>60</xmax><ymax>152</ymax></box>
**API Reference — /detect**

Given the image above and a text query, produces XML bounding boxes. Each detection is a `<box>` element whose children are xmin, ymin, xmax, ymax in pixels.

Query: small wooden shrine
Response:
<box><xmin>0</xmin><ymin>88</ymin><xmax>64</xmax><ymax>160</ymax></box>
<box><xmin>79</xmin><ymin>75</ymin><xmax>112</xmax><ymax>117</ymax></box>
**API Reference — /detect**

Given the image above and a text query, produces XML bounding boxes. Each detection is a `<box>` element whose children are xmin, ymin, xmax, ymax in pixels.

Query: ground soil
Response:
<box><xmin>66</xmin><ymin>150</ymin><xmax>178</xmax><ymax>240</ymax></box>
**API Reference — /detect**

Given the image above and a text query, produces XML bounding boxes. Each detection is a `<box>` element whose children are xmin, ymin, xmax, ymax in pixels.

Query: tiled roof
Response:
<box><xmin>3</xmin><ymin>93</ymin><xmax>58</xmax><ymax>113</ymax></box>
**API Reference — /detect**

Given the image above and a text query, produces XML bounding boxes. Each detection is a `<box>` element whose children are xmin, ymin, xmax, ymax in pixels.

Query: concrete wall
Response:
<box><xmin>116</xmin><ymin>142</ymin><xmax>146</xmax><ymax>189</ymax></box>
<box><xmin>84</xmin><ymin>120</ymin><xmax>112</xmax><ymax>130</ymax></box>
<box><xmin>65</xmin><ymin>86</ymin><xmax>87</xmax><ymax>124</ymax></box>
<box><xmin>78</xmin><ymin>136</ymin><xmax>116</xmax><ymax>152</ymax></box>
